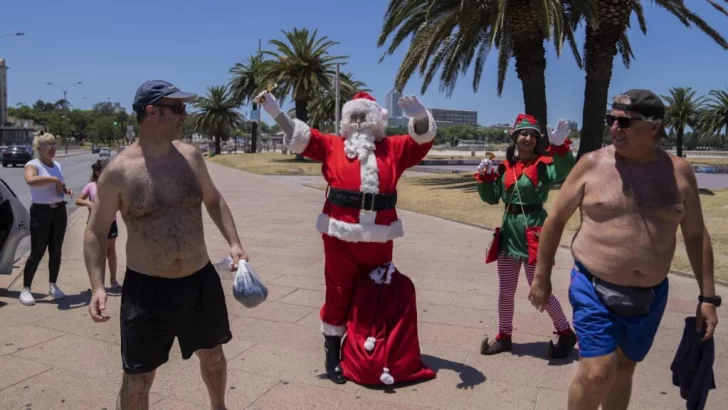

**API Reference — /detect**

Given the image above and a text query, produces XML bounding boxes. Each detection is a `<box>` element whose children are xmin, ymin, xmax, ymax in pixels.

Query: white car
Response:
<box><xmin>99</xmin><ymin>147</ymin><xmax>111</xmax><ymax>157</ymax></box>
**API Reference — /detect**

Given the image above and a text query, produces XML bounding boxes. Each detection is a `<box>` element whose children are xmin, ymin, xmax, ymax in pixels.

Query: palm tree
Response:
<box><xmin>662</xmin><ymin>87</ymin><xmax>704</xmax><ymax>158</ymax></box>
<box><xmin>193</xmin><ymin>86</ymin><xmax>243</xmax><ymax>155</ymax></box>
<box><xmin>378</xmin><ymin>0</ymin><xmax>588</xmax><ymax>139</ymax></box>
<box><xmin>700</xmin><ymin>89</ymin><xmax>728</xmax><ymax>148</ymax></box>
<box><xmin>229</xmin><ymin>54</ymin><xmax>268</xmax><ymax>153</ymax></box>
<box><xmin>574</xmin><ymin>0</ymin><xmax>728</xmax><ymax>159</ymax></box>
<box><xmin>262</xmin><ymin>28</ymin><xmax>347</xmax><ymax>123</ymax></box>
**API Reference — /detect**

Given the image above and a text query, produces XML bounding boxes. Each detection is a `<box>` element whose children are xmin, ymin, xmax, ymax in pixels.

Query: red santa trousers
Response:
<box><xmin>319</xmin><ymin>234</ymin><xmax>394</xmax><ymax>336</ymax></box>
<box><xmin>340</xmin><ymin>262</ymin><xmax>436</xmax><ymax>386</ymax></box>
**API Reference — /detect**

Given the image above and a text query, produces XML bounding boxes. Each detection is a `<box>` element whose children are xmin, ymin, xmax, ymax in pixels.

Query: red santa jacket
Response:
<box><xmin>287</xmin><ymin>114</ymin><xmax>437</xmax><ymax>243</ymax></box>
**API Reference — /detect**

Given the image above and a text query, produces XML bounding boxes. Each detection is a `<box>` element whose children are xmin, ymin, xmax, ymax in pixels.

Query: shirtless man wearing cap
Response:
<box><xmin>84</xmin><ymin>80</ymin><xmax>248</xmax><ymax>410</ymax></box>
<box><xmin>528</xmin><ymin>89</ymin><xmax>720</xmax><ymax>410</ymax></box>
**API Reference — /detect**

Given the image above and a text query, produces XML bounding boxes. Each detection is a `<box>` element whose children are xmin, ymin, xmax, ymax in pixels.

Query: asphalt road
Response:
<box><xmin>0</xmin><ymin>151</ymin><xmax>114</xmax><ymax>260</ymax></box>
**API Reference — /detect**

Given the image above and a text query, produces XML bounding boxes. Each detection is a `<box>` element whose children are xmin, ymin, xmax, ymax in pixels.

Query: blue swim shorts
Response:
<box><xmin>568</xmin><ymin>261</ymin><xmax>669</xmax><ymax>362</ymax></box>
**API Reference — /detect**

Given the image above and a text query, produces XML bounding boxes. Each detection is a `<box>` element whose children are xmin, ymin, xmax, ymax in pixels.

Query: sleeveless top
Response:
<box><xmin>25</xmin><ymin>158</ymin><xmax>66</xmax><ymax>204</ymax></box>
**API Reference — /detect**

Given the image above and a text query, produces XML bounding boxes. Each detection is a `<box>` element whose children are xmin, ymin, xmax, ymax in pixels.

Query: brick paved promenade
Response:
<box><xmin>0</xmin><ymin>162</ymin><xmax>725</xmax><ymax>409</ymax></box>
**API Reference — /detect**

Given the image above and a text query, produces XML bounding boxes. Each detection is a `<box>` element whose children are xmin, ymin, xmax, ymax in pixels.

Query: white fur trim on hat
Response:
<box><xmin>408</xmin><ymin>110</ymin><xmax>437</xmax><ymax>144</ymax></box>
<box><xmin>380</xmin><ymin>367</ymin><xmax>395</xmax><ymax>385</ymax></box>
<box><xmin>286</xmin><ymin>119</ymin><xmax>312</xmax><ymax>153</ymax></box>
<box><xmin>316</xmin><ymin>214</ymin><xmax>404</xmax><ymax>243</ymax></box>
<box><xmin>340</xmin><ymin>99</ymin><xmax>386</xmax><ymax>138</ymax></box>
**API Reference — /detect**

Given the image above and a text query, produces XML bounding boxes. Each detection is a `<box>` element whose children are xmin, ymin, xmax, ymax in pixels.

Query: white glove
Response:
<box><xmin>547</xmin><ymin>119</ymin><xmax>571</xmax><ymax>146</ymax></box>
<box><xmin>397</xmin><ymin>96</ymin><xmax>428</xmax><ymax>120</ymax></box>
<box><xmin>253</xmin><ymin>91</ymin><xmax>282</xmax><ymax>118</ymax></box>
<box><xmin>477</xmin><ymin>159</ymin><xmax>494</xmax><ymax>174</ymax></box>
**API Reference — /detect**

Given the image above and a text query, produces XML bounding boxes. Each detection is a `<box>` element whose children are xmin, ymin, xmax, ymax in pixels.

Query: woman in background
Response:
<box><xmin>20</xmin><ymin>131</ymin><xmax>72</xmax><ymax>306</ymax></box>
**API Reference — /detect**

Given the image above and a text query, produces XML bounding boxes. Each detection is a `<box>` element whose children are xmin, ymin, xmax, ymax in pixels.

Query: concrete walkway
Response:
<box><xmin>0</xmin><ymin>162</ymin><xmax>725</xmax><ymax>409</ymax></box>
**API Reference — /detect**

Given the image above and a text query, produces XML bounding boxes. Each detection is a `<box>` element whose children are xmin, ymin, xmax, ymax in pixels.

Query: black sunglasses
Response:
<box><xmin>154</xmin><ymin>103</ymin><xmax>186</xmax><ymax>115</ymax></box>
<box><xmin>605</xmin><ymin>114</ymin><xmax>638</xmax><ymax>129</ymax></box>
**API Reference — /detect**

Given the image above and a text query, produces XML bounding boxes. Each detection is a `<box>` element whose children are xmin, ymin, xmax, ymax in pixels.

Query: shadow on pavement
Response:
<box><xmin>2</xmin><ymin>289</ymin><xmax>91</xmax><ymax>310</ymax></box>
<box><xmin>511</xmin><ymin>341</ymin><xmax>579</xmax><ymax>365</ymax></box>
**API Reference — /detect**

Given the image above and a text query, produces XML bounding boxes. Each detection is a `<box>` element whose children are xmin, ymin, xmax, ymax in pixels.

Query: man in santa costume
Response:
<box><xmin>255</xmin><ymin>89</ymin><xmax>437</xmax><ymax>385</ymax></box>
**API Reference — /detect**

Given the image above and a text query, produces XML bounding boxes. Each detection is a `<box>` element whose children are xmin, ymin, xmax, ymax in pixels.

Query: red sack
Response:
<box><xmin>485</xmin><ymin>227</ymin><xmax>501</xmax><ymax>264</ymax></box>
<box><xmin>341</xmin><ymin>263</ymin><xmax>436</xmax><ymax>386</ymax></box>
<box><xmin>525</xmin><ymin>226</ymin><xmax>542</xmax><ymax>265</ymax></box>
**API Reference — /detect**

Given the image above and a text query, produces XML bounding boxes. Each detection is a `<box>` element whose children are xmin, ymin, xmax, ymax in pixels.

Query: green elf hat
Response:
<box><xmin>512</xmin><ymin>113</ymin><xmax>541</xmax><ymax>134</ymax></box>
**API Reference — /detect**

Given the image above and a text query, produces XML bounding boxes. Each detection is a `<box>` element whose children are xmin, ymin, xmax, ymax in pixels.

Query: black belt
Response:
<box><xmin>33</xmin><ymin>201</ymin><xmax>67</xmax><ymax>209</ymax></box>
<box><xmin>504</xmin><ymin>203</ymin><xmax>543</xmax><ymax>214</ymax></box>
<box><xmin>326</xmin><ymin>187</ymin><xmax>397</xmax><ymax>211</ymax></box>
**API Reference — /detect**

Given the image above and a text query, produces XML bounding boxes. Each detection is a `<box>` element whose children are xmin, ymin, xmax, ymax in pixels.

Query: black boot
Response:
<box><xmin>480</xmin><ymin>333</ymin><xmax>512</xmax><ymax>355</ymax></box>
<box><xmin>324</xmin><ymin>335</ymin><xmax>346</xmax><ymax>384</ymax></box>
<box><xmin>549</xmin><ymin>328</ymin><xmax>577</xmax><ymax>359</ymax></box>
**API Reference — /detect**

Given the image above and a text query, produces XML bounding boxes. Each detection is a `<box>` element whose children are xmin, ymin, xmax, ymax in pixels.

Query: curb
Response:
<box><xmin>1</xmin><ymin>207</ymin><xmax>88</xmax><ymax>293</ymax></box>
<box><xmin>55</xmin><ymin>151</ymin><xmax>89</xmax><ymax>159</ymax></box>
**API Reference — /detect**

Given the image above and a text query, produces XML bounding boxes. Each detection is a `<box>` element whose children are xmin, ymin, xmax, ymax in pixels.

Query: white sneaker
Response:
<box><xmin>19</xmin><ymin>288</ymin><xmax>35</xmax><ymax>306</ymax></box>
<box><xmin>49</xmin><ymin>283</ymin><xmax>66</xmax><ymax>300</ymax></box>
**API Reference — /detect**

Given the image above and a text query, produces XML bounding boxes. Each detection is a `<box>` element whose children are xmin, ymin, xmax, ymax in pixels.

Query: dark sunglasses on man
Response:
<box><xmin>605</xmin><ymin>114</ymin><xmax>639</xmax><ymax>129</ymax></box>
<box><xmin>154</xmin><ymin>103</ymin><xmax>187</xmax><ymax>115</ymax></box>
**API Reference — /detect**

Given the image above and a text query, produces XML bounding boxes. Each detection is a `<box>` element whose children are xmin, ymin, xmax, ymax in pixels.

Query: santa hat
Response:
<box><xmin>341</xmin><ymin>91</ymin><xmax>389</xmax><ymax>123</ymax></box>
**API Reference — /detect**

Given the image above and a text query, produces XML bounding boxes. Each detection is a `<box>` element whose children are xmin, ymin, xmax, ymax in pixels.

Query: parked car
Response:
<box><xmin>99</xmin><ymin>147</ymin><xmax>111</xmax><ymax>157</ymax></box>
<box><xmin>2</xmin><ymin>145</ymin><xmax>33</xmax><ymax>167</ymax></box>
<box><xmin>91</xmin><ymin>145</ymin><xmax>100</xmax><ymax>154</ymax></box>
<box><xmin>0</xmin><ymin>178</ymin><xmax>30</xmax><ymax>275</ymax></box>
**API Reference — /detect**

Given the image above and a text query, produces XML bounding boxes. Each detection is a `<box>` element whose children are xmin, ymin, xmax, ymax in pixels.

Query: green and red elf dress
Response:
<box><xmin>474</xmin><ymin>114</ymin><xmax>577</xmax><ymax>358</ymax></box>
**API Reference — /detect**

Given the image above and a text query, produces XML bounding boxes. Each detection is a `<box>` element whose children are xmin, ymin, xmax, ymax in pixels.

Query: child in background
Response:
<box><xmin>76</xmin><ymin>158</ymin><xmax>121</xmax><ymax>292</ymax></box>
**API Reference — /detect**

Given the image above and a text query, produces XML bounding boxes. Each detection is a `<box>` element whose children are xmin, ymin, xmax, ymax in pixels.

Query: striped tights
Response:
<box><xmin>497</xmin><ymin>251</ymin><xmax>570</xmax><ymax>335</ymax></box>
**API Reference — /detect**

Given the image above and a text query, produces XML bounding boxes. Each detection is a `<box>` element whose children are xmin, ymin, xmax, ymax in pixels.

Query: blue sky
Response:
<box><xmin>2</xmin><ymin>0</ymin><xmax>727</xmax><ymax>128</ymax></box>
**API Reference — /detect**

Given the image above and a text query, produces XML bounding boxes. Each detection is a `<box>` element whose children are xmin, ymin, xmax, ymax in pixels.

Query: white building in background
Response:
<box><xmin>0</xmin><ymin>59</ymin><xmax>8</xmax><ymax>126</ymax></box>
<box><xmin>385</xmin><ymin>89</ymin><xmax>403</xmax><ymax>118</ymax></box>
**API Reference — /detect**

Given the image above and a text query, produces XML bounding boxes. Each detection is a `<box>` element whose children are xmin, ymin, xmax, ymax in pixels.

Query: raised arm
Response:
<box><xmin>84</xmin><ymin>164</ymin><xmax>122</xmax><ymax>322</ymax></box>
<box><xmin>474</xmin><ymin>159</ymin><xmax>502</xmax><ymax>205</ymax></box>
<box><xmin>544</xmin><ymin>119</ymin><xmax>576</xmax><ymax>184</ymax></box>
<box><xmin>255</xmin><ymin>91</ymin><xmax>331</xmax><ymax>162</ymax></box>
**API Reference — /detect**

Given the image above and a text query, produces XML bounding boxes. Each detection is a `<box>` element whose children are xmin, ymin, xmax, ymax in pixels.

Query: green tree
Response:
<box><xmin>378</xmin><ymin>0</ymin><xmax>587</xmax><ymax>139</ymax></box>
<box><xmin>662</xmin><ymin>87</ymin><xmax>704</xmax><ymax>157</ymax></box>
<box><xmin>193</xmin><ymin>86</ymin><xmax>243</xmax><ymax>155</ymax></box>
<box><xmin>573</xmin><ymin>0</ymin><xmax>728</xmax><ymax>159</ymax></box>
<box><xmin>229</xmin><ymin>54</ymin><xmax>268</xmax><ymax>153</ymax></box>
<box><xmin>700</xmin><ymin>88</ymin><xmax>728</xmax><ymax>148</ymax></box>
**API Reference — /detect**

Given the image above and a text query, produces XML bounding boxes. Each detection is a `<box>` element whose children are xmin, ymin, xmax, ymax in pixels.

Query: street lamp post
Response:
<box><xmin>47</xmin><ymin>81</ymin><xmax>83</xmax><ymax>154</ymax></box>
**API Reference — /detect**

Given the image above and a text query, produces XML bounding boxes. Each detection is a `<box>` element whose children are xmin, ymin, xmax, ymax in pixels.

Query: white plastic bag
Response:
<box><xmin>232</xmin><ymin>260</ymin><xmax>268</xmax><ymax>308</ymax></box>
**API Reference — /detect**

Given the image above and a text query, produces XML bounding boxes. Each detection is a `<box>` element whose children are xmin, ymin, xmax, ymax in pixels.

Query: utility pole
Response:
<box><xmin>249</xmin><ymin>38</ymin><xmax>262</xmax><ymax>154</ymax></box>
<box><xmin>334</xmin><ymin>62</ymin><xmax>341</xmax><ymax>136</ymax></box>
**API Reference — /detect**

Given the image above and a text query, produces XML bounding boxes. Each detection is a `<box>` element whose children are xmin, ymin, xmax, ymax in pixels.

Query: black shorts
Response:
<box><xmin>108</xmin><ymin>220</ymin><xmax>118</xmax><ymax>239</ymax></box>
<box><xmin>120</xmin><ymin>261</ymin><xmax>232</xmax><ymax>374</ymax></box>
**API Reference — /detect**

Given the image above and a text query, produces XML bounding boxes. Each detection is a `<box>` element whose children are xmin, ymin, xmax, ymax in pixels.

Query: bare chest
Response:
<box><xmin>582</xmin><ymin>166</ymin><xmax>685</xmax><ymax>225</ymax></box>
<box><xmin>122</xmin><ymin>164</ymin><xmax>202</xmax><ymax>220</ymax></box>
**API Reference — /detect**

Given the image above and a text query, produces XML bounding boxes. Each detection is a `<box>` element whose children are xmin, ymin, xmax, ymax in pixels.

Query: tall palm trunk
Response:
<box><xmin>294</xmin><ymin>98</ymin><xmax>309</xmax><ymax>161</ymax></box>
<box><xmin>513</xmin><ymin>38</ymin><xmax>548</xmax><ymax>149</ymax></box>
<box><xmin>214</xmin><ymin>132</ymin><xmax>221</xmax><ymax>155</ymax></box>
<box><xmin>577</xmin><ymin>2</ymin><xmax>634</xmax><ymax>161</ymax></box>
<box><xmin>676</xmin><ymin>126</ymin><xmax>684</xmax><ymax>158</ymax></box>
<box><xmin>250</xmin><ymin>102</ymin><xmax>259</xmax><ymax>153</ymax></box>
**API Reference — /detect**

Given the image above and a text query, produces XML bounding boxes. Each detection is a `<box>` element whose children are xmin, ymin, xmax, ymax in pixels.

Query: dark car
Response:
<box><xmin>2</xmin><ymin>146</ymin><xmax>33</xmax><ymax>167</ymax></box>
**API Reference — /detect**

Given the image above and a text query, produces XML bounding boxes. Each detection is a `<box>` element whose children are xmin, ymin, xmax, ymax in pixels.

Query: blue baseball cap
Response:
<box><xmin>132</xmin><ymin>80</ymin><xmax>197</xmax><ymax>114</ymax></box>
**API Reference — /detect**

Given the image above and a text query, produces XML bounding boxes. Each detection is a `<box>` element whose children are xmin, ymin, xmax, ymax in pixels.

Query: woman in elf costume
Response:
<box><xmin>475</xmin><ymin>114</ymin><xmax>577</xmax><ymax>358</ymax></box>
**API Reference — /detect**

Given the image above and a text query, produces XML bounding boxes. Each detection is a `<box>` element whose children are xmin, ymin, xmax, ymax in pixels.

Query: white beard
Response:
<box><xmin>341</xmin><ymin>123</ymin><xmax>380</xmax><ymax>197</ymax></box>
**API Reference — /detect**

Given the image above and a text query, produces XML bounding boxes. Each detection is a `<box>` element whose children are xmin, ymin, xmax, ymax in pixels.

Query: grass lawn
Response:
<box><xmin>210</xmin><ymin>152</ymin><xmax>728</xmax><ymax>281</ymax></box>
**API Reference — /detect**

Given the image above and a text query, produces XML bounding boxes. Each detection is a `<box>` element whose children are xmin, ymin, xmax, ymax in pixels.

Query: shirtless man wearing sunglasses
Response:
<box><xmin>84</xmin><ymin>80</ymin><xmax>248</xmax><ymax>410</ymax></box>
<box><xmin>527</xmin><ymin>89</ymin><xmax>719</xmax><ymax>409</ymax></box>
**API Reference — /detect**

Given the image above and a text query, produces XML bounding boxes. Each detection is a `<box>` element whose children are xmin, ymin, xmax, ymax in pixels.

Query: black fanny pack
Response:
<box><xmin>576</xmin><ymin>261</ymin><xmax>656</xmax><ymax>317</ymax></box>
